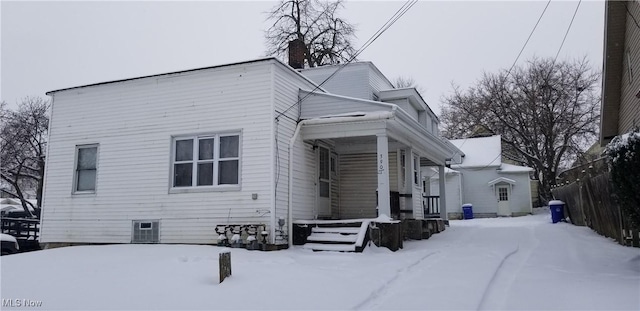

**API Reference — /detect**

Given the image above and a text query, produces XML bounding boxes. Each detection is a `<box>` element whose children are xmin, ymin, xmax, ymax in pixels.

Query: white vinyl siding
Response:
<box><xmin>299</xmin><ymin>91</ymin><xmax>393</xmax><ymax>119</ymax></box>
<box><xmin>369</xmin><ymin>67</ymin><xmax>395</xmax><ymax>97</ymax></box>
<box><xmin>41</xmin><ymin>60</ymin><xmax>277</xmax><ymax>244</ymax></box>
<box><xmin>301</xmin><ymin>63</ymin><xmax>375</xmax><ymax>100</ymax></box>
<box><xmin>441</xmin><ymin>169</ymin><xmax>531</xmax><ymax>217</ymax></box>
<box><xmin>385</xmin><ymin>98</ymin><xmax>419</xmax><ymax>121</ymax></box>
<box><xmin>272</xmin><ymin>64</ymin><xmax>320</xmax><ymax>239</ymax></box>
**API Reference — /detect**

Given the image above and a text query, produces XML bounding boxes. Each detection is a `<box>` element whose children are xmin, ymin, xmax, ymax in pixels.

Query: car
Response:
<box><xmin>1</xmin><ymin>233</ymin><xmax>19</xmax><ymax>255</ymax></box>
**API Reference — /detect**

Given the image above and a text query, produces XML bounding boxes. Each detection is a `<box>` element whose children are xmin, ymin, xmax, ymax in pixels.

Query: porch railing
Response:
<box><xmin>1</xmin><ymin>217</ymin><xmax>41</xmax><ymax>251</ymax></box>
<box><xmin>423</xmin><ymin>195</ymin><xmax>440</xmax><ymax>217</ymax></box>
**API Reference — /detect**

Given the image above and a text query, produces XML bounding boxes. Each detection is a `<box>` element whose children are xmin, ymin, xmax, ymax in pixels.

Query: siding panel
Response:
<box><xmin>619</xmin><ymin>2</ymin><xmax>640</xmax><ymax>134</ymax></box>
<box><xmin>300</xmin><ymin>64</ymin><xmax>372</xmax><ymax>100</ymax></box>
<box><xmin>338</xmin><ymin>152</ymin><xmax>397</xmax><ymax>219</ymax></box>
<box><xmin>41</xmin><ymin>61</ymin><xmax>276</xmax><ymax>244</ymax></box>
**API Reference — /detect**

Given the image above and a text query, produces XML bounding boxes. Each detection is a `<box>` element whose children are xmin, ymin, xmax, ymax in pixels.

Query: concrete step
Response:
<box><xmin>307</xmin><ymin>233</ymin><xmax>358</xmax><ymax>243</ymax></box>
<box><xmin>302</xmin><ymin>243</ymin><xmax>356</xmax><ymax>252</ymax></box>
<box><xmin>311</xmin><ymin>227</ymin><xmax>360</xmax><ymax>234</ymax></box>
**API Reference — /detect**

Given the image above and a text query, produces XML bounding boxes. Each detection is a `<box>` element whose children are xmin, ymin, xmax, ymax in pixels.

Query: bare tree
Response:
<box><xmin>440</xmin><ymin>57</ymin><xmax>600</xmax><ymax>203</ymax></box>
<box><xmin>1</xmin><ymin>97</ymin><xmax>50</xmax><ymax>217</ymax></box>
<box><xmin>265</xmin><ymin>0</ymin><xmax>357</xmax><ymax>67</ymax></box>
<box><xmin>393</xmin><ymin>76</ymin><xmax>426</xmax><ymax>95</ymax></box>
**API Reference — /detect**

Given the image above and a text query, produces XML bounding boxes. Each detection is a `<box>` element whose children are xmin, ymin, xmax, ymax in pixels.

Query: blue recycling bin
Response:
<box><xmin>462</xmin><ymin>203</ymin><xmax>473</xmax><ymax>220</ymax></box>
<box><xmin>549</xmin><ymin>200</ymin><xmax>565</xmax><ymax>223</ymax></box>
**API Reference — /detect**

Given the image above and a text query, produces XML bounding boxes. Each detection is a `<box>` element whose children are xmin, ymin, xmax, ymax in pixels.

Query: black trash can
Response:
<box><xmin>549</xmin><ymin>200</ymin><xmax>565</xmax><ymax>223</ymax></box>
<box><xmin>462</xmin><ymin>203</ymin><xmax>473</xmax><ymax>220</ymax></box>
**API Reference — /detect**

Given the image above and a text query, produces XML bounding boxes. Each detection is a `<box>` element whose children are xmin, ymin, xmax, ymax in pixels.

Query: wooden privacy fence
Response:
<box><xmin>552</xmin><ymin>172</ymin><xmax>639</xmax><ymax>247</ymax></box>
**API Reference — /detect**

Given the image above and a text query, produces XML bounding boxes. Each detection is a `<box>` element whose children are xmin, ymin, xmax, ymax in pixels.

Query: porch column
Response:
<box><xmin>439</xmin><ymin>165</ymin><xmax>448</xmax><ymax>220</ymax></box>
<box><xmin>377</xmin><ymin>133</ymin><xmax>391</xmax><ymax>217</ymax></box>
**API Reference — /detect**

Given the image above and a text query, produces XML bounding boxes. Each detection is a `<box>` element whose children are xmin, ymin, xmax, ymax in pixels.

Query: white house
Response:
<box><xmin>427</xmin><ymin>135</ymin><xmax>533</xmax><ymax>218</ymax></box>
<box><xmin>40</xmin><ymin>57</ymin><xmax>460</xmax><ymax>251</ymax></box>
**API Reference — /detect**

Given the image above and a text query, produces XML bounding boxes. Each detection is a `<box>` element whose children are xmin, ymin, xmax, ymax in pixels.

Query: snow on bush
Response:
<box><xmin>605</xmin><ymin>127</ymin><xmax>640</xmax><ymax>229</ymax></box>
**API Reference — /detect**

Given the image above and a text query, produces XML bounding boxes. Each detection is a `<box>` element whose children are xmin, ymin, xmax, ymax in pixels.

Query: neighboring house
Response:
<box><xmin>40</xmin><ymin>57</ymin><xmax>460</xmax><ymax>250</ymax></box>
<box><xmin>601</xmin><ymin>0</ymin><xmax>640</xmax><ymax>146</ymax></box>
<box><xmin>426</xmin><ymin>135</ymin><xmax>533</xmax><ymax>219</ymax></box>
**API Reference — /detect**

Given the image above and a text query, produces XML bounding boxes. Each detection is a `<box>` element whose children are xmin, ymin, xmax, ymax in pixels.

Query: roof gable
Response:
<box><xmin>450</xmin><ymin>135</ymin><xmax>502</xmax><ymax>168</ymax></box>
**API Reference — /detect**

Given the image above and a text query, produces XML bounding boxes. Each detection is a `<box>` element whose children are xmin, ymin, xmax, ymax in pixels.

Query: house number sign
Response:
<box><xmin>378</xmin><ymin>153</ymin><xmax>385</xmax><ymax>174</ymax></box>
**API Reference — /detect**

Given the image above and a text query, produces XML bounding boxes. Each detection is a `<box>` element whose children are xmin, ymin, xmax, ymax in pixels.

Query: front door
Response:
<box><xmin>317</xmin><ymin>146</ymin><xmax>331</xmax><ymax>217</ymax></box>
<box><xmin>496</xmin><ymin>185</ymin><xmax>511</xmax><ymax>216</ymax></box>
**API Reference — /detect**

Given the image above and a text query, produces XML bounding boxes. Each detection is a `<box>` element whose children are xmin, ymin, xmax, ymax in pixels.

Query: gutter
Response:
<box><xmin>287</xmin><ymin>109</ymin><xmax>396</xmax><ymax>246</ymax></box>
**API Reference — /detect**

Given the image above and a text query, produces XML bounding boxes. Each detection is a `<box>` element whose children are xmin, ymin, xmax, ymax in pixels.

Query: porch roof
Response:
<box><xmin>297</xmin><ymin>91</ymin><xmax>459</xmax><ymax>165</ymax></box>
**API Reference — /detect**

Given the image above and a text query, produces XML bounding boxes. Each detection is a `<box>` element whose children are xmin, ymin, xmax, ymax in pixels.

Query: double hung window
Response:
<box><xmin>172</xmin><ymin>134</ymin><xmax>240</xmax><ymax>189</ymax></box>
<box><xmin>74</xmin><ymin>144</ymin><xmax>99</xmax><ymax>193</ymax></box>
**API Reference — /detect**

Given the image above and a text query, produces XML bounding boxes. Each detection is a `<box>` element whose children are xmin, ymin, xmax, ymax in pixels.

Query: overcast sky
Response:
<box><xmin>1</xmin><ymin>1</ymin><xmax>604</xmax><ymax>115</ymax></box>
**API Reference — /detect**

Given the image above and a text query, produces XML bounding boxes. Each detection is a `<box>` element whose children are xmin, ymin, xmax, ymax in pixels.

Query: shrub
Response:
<box><xmin>605</xmin><ymin>127</ymin><xmax>640</xmax><ymax>229</ymax></box>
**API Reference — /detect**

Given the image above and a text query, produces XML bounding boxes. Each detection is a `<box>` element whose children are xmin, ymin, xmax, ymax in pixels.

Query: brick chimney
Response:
<box><xmin>288</xmin><ymin>39</ymin><xmax>305</xmax><ymax>69</ymax></box>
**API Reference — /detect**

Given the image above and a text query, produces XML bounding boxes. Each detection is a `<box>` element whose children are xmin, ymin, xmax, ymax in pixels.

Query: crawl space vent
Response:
<box><xmin>132</xmin><ymin>220</ymin><xmax>159</xmax><ymax>243</ymax></box>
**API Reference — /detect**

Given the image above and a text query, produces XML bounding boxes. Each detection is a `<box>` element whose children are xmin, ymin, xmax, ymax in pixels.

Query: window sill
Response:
<box><xmin>72</xmin><ymin>191</ymin><xmax>96</xmax><ymax>196</ymax></box>
<box><xmin>169</xmin><ymin>185</ymin><xmax>241</xmax><ymax>194</ymax></box>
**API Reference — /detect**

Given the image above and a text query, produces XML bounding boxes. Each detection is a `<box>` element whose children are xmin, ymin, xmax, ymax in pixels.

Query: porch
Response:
<box><xmin>291</xmin><ymin>217</ymin><xmax>446</xmax><ymax>252</ymax></box>
<box><xmin>291</xmin><ymin>118</ymin><xmax>453</xmax><ymax>223</ymax></box>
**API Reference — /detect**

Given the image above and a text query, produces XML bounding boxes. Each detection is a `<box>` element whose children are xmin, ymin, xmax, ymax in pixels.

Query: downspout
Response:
<box><xmin>288</xmin><ymin>121</ymin><xmax>306</xmax><ymax>247</ymax></box>
<box><xmin>287</xmin><ymin>109</ymin><xmax>397</xmax><ymax>247</ymax></box>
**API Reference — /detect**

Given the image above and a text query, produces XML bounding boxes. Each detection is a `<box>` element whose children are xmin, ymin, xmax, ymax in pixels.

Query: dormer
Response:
<box><xmin>300</xmin><ymin>62</ymin><xmax>394</xmax><ymax>101</ymax></box>
<box><xmin>378</xmin><ymin>88</ymin><xmax>439</xmax><ymax>134</ymax></box>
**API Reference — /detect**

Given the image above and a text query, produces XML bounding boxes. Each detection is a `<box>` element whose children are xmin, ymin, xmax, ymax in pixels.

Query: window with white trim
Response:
<box><xmin>74</xmin><ymin>144</ymin><xmax>98</xmax><ymax>193</ymax></box>
<box><xmin>172</xmin><ymin>134</ymin><xmax>240</xmax><ymax>188</ymax></box>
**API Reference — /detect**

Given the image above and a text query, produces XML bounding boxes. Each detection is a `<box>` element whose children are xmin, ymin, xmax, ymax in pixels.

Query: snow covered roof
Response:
<box><xmin>47</xmin><ymin>58</ymin><xmax>323</xmax><ymax>96</ymax></box>
<box><xmin>425</xmin><ymin>166</ymin><xmax>460</xmax><ymax>179</ymax></box>
<box><xmin>498</xmin><ymin>163</ymin><xmax>534</xmax><ymax>173</ymax></box>
<box><xmin>450</xmin><ymin>135</ymin><xmax>501</xmax><ymax>168</ymax></box>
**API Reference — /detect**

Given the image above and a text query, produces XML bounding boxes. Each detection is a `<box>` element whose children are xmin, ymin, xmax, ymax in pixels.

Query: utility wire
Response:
<box><xmin>552</xmin><ymin>0</ymin><xmax>582</xmax><ymax>65</ymax></box>
<box><xmin>456</xmin><ymin>2</ymin><xmax>551</xmax><ymax>168</ymax></box>
<box><xmin>275</xmin><ymin>0</ymin><xmax>418</xmax><ymax>121</ymax></box>
<box><xmin>505</xmin><ymin>0</ymin><xmax>552</xmax><ymax>77</ymax></box>
<box><xmin>624</xmin><ymin>1</ymin><xmax>640</xmax><ymax>30</ymax></box>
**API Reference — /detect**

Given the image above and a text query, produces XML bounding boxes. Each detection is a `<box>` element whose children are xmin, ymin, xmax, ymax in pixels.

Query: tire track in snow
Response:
<box><xmin>352</xmin><ymin>251</ymin><xmax>441</xmax><ymax>310</ymax></box>
<box><xmin>476</xmin><ymin>244</ymin><xmax>520</xmax><ymax>310</ymax></box>
<box><xmin>477</xmin><ymin>226</ymin><xmax>540</xmax><ymax>310</ymax></box>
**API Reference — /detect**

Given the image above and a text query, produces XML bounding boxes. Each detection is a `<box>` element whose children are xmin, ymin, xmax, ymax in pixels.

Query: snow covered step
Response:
<box><xmin>311</xmin><ymin>227</ymin><xmax>360</xmax><ymax>234</ymax></box>
<box><xmin>307</xmin><ymin>233</ymin><xmax>358</xmax><ymax>243</ymax></box>
<box><xmin>302</xmin><ymin>243</ymin><xmax>356</xmax><ymax>252</ymax></box>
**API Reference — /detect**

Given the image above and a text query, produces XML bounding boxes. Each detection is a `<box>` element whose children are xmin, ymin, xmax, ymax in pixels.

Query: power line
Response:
<box><xmin>275</xmin><ymin>0</ymin><xmax>418</xmax><ymax>122</ymax></box>
<box><xmin>624</xmin><ymin>1</ymin><xmax>640</xmax><ymax>31</ymax></box>
<box><xmin>552</xmin><ymin>0</ymin><xmax>582</xmax><ymax>65</ymax></box>
<box><xmin>506</xmin><ymin>0</ymin><xmax>552</xmax><ymax>77</ymax></box>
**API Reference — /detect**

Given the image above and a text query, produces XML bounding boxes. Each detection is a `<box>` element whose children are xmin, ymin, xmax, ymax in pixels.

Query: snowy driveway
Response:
<box><xmin>1</xmin><ymin>211</ymin><xmax>639</xmax><ymax>310</ymax></box>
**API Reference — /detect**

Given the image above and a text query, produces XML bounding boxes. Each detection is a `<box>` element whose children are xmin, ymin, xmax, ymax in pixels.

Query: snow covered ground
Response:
<box><xmin>2</xmin><ymin>209</ymin><xmax>639</xmax><ymax>310</ymax></box>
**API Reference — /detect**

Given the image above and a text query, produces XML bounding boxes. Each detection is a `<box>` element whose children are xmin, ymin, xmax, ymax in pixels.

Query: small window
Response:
<box><xmin>172</xmin><ymin>133</ymin><xmax>240</xmax><ymax>189</ymax></box>
<box><xmin>498</xmin><ymin>187</ymin><xmax>509</xmax><ymax>201</ymax></box>
<box><xmin>139</xmin><ymin>222</ymin><xmax>153</xmax><ymax>230</ymax></box>
<box><xmin>74</xmin><ymin>144</ymin><xmax>98</xmax><ymax>193</ymax></box>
